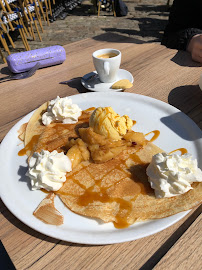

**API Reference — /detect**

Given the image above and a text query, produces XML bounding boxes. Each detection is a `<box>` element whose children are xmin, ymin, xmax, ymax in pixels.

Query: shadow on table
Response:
<box><xmin>0</xmin><ymin>240</ymin><xmax>15</xmax><ymax>270</ymax></box>
<box><xmin>99</xmin><ymin>13</ymin><xmax>168</xmax><ymax>43</ymax></box>
<box><xmin>160</xmin><ymin>84</ymin><xmax>202</xmax><ymax>140</ymax></box>
<box><xmin>60</xmin><ymin>77</ymin><xmax>90</xmax><ymax>93</ymax></box>
<box><xmin>0</xmin><ymin>66</ymin><xmax>12</xmax><ymax>76</ymax></box>
<box><xmin>168</xmin><ymin>85</ymin><xmax>202</xmax><ymax>115</ymax></box>
<box><xmin>140</xmin><ymin>205</ymin><xmax>202</xmax><ymax>270</ymax></box>
<box><xmin>92</xmin><ymin>32</ymin><xmax>145</xmax><ymax>44</ymax></box>
<box><xmin>135</xmin><ymin>4</ymin><xmax>170</xmax><ymax>15</ymax></box>
<box><xmin>171</xmin><ymin>51</ymin><xmax>202</xmax><ymax>67</ymax></box>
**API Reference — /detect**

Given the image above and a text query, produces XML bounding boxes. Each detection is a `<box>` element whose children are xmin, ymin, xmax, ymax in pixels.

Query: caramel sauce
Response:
<box><xmin>145</xmin><ymin>130</ymin><xmax>160</xmax><ymax>142</ymax></box>
<box><xmin>56</xmin><ymin>154</ymin><xmax>148</xmax><ymax>229</ymax></box>
<box><xmin>21</xmin><ymin>106</ymin><xmax>151</xmax><ymax>229</ymax></box>
<box><xmin>113</xmin><ymin>198</ymin><xmax>133</xmax><ymax>229</ymax></box>
<box><xmin>18</xmin><ymin>135</ymin><xmax>40</xmax><ymax>156</ymax></box>
<box><xmin>169</xmin><ymin>148</ymin><xmax>188</xmax><ymax>155</ymax></box>
<box><xmin>129</xmin><ymin>152</ymin><xmax>144</xmax><ymax>165</ymax></box>
<box><xmin>41</xmin><ymin>188</ymin><xmax>50</xmax><ymax>194</ymax></box>
<box><xmin>84</xmin><ymin>107</ymin><xmax>96</xmax><ymax>112</ymax></box>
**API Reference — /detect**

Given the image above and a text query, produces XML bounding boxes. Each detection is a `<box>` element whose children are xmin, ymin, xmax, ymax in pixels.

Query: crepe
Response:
<box><xmin>21</xmin><ymin>103</ymin><xmax>92</xmax><ymax>158</ymax></box>
<box><xmin>20</xmin><ymin>102</ymin><xmax>202</xmax><ymax>228</ymax></box>
<box><xmin>18</xmin><ymin>102</ymin><xmax>48</xmax><ymax>157</ymax></box>
<box><xmin>33</xmin><ymin>193</ymin><xmax>63</xmax><ymax>225</ymax></box>
<box><xmin>57</xmin><ymin>142</ymin><xmax>202</xmax><ymax>228</ymax></box>
<box><xmin>25</xmin><ymin>102</ymin><xmax>48</xmax><ymax>145</ymax></box>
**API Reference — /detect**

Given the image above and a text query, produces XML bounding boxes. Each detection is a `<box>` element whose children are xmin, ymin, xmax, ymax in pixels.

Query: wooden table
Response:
<box><xmin>0</xmin><ymin>33</ymin><xmax>202</xmax><ymax>270</ymax></box>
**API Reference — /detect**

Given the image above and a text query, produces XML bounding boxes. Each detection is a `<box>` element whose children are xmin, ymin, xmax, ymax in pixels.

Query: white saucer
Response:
<box><xmin>81</xmin><ymin>69</ymin><xmax>134</xmax><ymax>92</ymax></box>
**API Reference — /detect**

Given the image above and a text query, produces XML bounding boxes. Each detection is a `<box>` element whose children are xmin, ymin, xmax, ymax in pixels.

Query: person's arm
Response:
<box><xmin>161</xmin><ymin>0</ymin><xmax>202</xmax><ymax>51</ymax></box>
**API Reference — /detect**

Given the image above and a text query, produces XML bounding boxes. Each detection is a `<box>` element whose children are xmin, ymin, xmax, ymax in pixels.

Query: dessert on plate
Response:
<box><xmin>18</xmin><ymin>96</ymin><xmax>202</xmax><ymax>229</ymax></box>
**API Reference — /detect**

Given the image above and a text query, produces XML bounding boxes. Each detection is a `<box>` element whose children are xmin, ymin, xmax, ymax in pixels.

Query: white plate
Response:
<box><xmin>81</xmin><ymin>69</ymin><xmax>134</xmax><ymax>92</ymax></box>
<box><xmin>0</xmin><ymin>92</ymin><xmax>202</xmax><ymax>245</ymax></box>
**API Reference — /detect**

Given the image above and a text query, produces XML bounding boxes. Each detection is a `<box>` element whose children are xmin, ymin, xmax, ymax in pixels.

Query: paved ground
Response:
<box><xmin>1</xmin><ymin>0</ymin><xmax>173</xmax><ymax>62</ymax></box>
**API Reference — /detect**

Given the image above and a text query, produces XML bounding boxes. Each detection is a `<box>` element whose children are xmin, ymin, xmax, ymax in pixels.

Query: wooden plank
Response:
<box><xmin>154</xmin><ymin>211</ymin><xmax>202</xmax><ymax>270</ymax></box>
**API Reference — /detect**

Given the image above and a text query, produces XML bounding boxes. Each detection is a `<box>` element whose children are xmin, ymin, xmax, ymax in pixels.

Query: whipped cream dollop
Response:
<box><xmin>27</xmin><ymin>150</ymin><xmax>72</xmax><ymax>191</ymax></box>
<box><xmin>146</xmin><ymin>152</ymin><xmax>202</xmax><ymax>198</ymax></box>
<box><xmin>42</xmin><ymin>96</ymin><xmax>82</xmax><ymax>125</ymax></box>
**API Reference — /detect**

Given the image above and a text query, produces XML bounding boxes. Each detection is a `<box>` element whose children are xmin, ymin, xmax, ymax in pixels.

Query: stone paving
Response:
<box><xmin>1</xmin><ymin>0</ymin><xmax>173</xmax><ymax>62</ymax></box>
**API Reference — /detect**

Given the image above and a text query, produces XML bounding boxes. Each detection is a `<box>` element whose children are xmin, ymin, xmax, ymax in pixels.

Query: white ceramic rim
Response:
<box><xmin>92</xmin><ymin>48</ymin><xmax>121</xmax><ymax>60</ymax></box>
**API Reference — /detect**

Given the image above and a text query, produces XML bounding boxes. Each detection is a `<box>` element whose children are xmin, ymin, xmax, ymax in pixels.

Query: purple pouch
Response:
<box><xmin>6</xmin><ymin>45</ymin><xmax>66</xmax><ymax>73</ymax></box>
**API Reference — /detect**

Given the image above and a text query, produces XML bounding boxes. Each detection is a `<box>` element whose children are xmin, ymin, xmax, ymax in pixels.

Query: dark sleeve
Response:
<box><xmin>161</xmin><ymin>0</ymin><xmax>202</xmax><ymax>50</ymax></box>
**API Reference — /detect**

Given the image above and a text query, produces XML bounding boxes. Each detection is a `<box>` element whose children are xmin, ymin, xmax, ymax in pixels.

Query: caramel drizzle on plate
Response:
<box><xmin>145</xmin><ymin>130</ymin><xmax>160</xmax><ymax>142</ymax></box>
<box><xmin>18</xmin><ymin>135</ymin><xmax>40</xmax><ymax>156</ymax></box>
<box><xmin>169</xmin><ymin>148</ymin><xmax>188</xmax><ymax>155</ymax></box>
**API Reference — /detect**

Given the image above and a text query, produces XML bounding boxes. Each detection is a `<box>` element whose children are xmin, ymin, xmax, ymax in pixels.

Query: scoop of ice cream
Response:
<box><xmin>89</xmin><ymin>107</ymin><xmax>133</xmax><ymax>140</ymax></box>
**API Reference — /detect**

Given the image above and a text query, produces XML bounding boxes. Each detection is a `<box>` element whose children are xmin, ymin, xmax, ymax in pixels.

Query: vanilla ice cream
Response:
<box><xmin>89</xmin><ymin>107</ymin><xmax>133</xmax><ymax>140</ymax></box>
<box><xmin>27</xmin><ymin>150</ymin><xmax>72</xmax><ymax>191</ymax></box>
<box><xmin>146</xmin><ymin>152</ymin><xmax>202</xmax><ymax>198</ymax></box>
<box><xmin>42</xmin><ymin>96</ymin><xmax>82</xmax><ymax>125</ymax></box>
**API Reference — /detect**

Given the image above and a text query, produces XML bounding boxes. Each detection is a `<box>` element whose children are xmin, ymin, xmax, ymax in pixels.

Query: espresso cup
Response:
<box><xmin>93</xmin><ymin>48</ymin><xmax>121</xmax><ymax>83</ymax></box>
